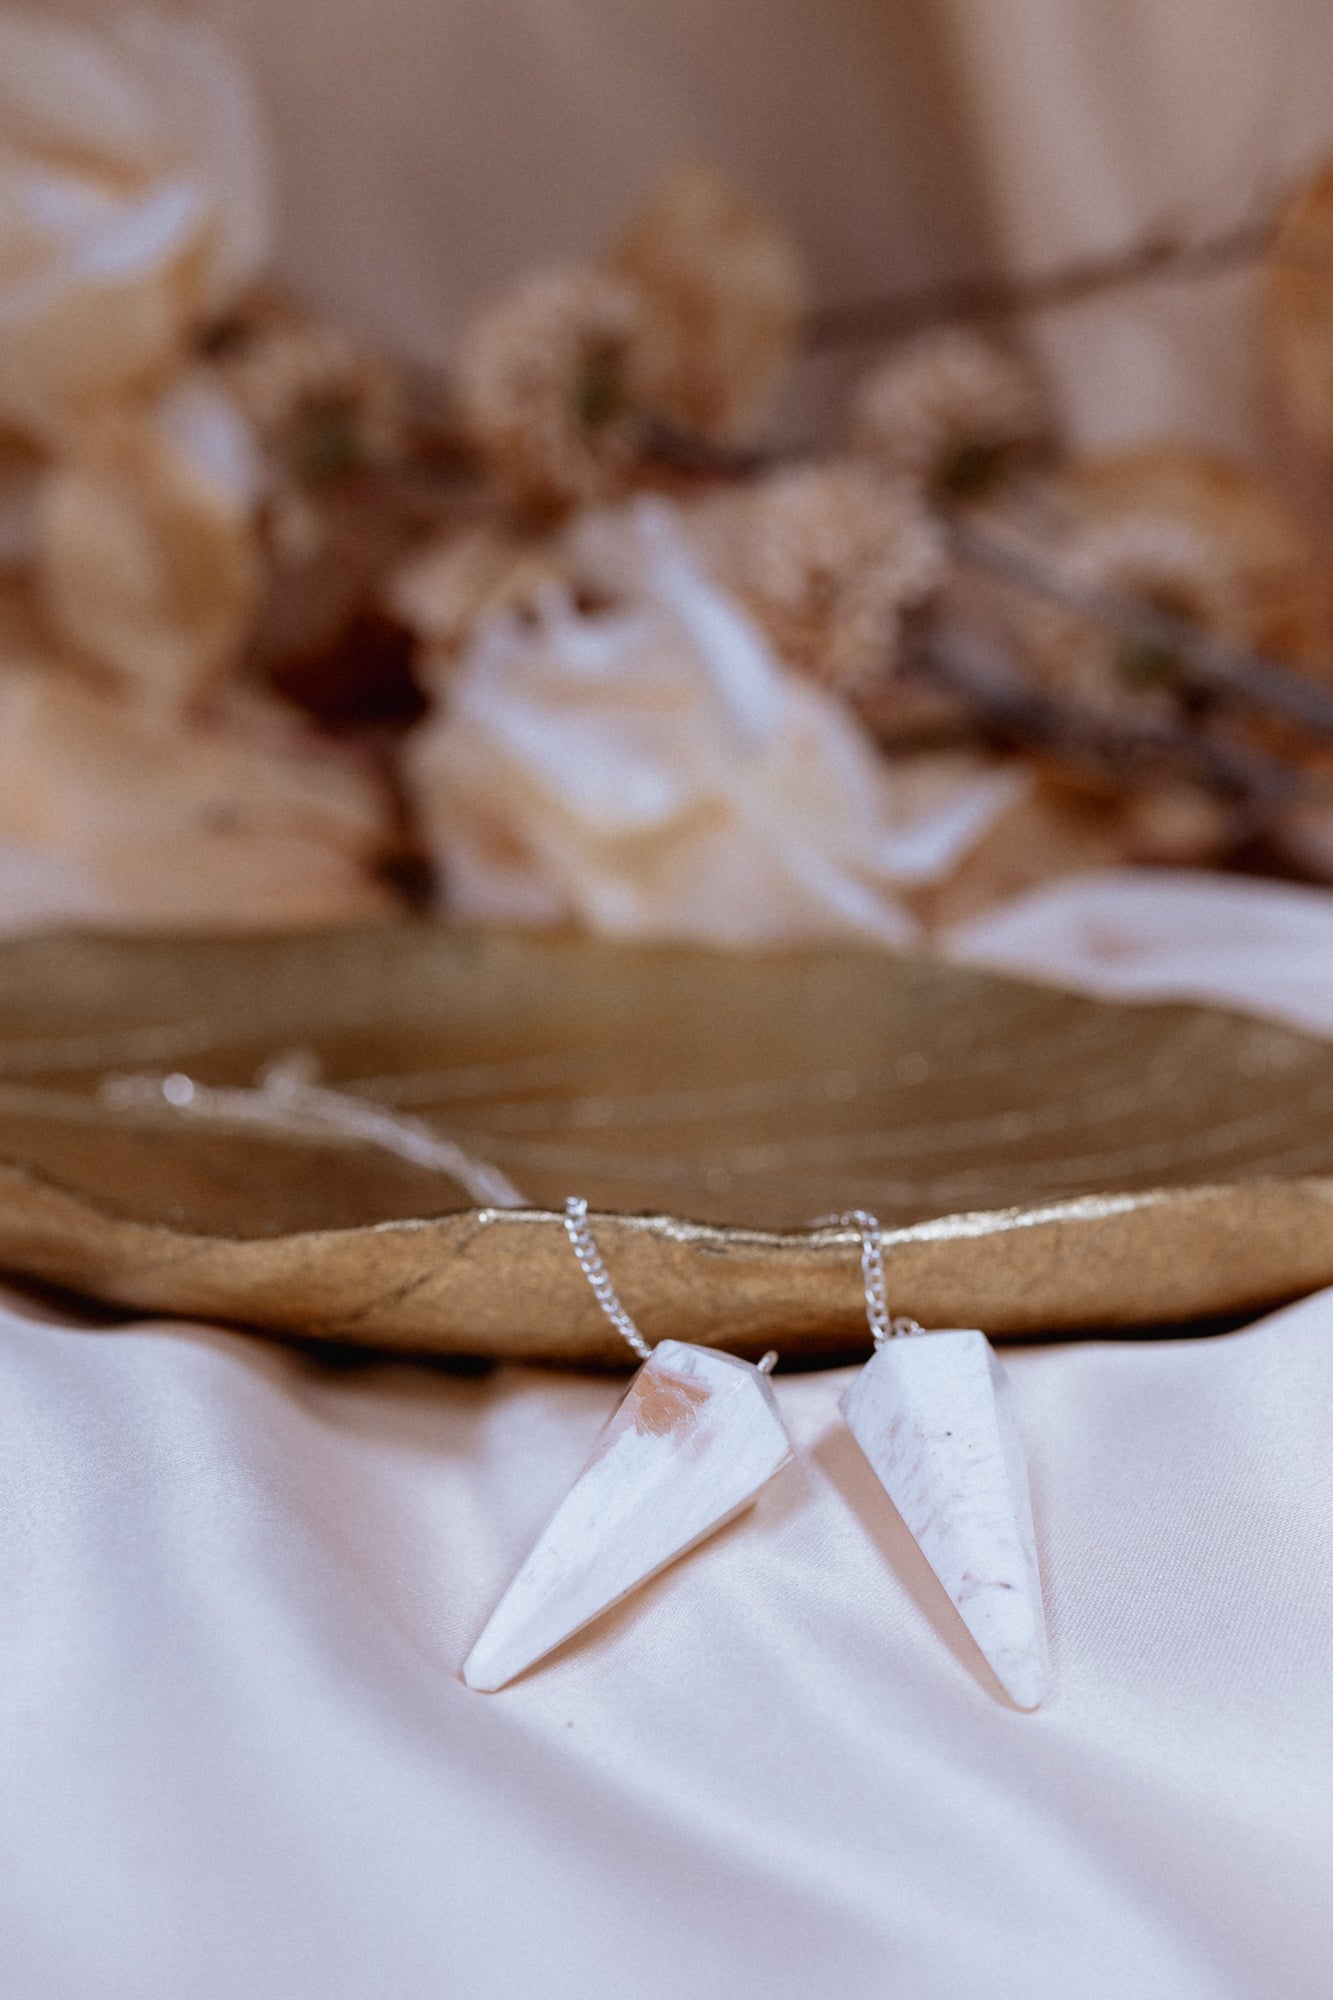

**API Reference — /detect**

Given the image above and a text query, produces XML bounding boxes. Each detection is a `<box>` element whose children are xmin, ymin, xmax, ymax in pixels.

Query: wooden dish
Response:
<box><xmin>0</xmin><ymin>923</ymin><xmax>1327</xmax><ymax>1363</ymax></box>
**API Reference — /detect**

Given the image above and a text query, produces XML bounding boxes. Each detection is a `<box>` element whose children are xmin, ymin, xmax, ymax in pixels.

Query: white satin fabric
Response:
<box><xmin>948</xmin><ymin>865</ymin><xmax>1333</xmax><ymax>1036</ymax></box>
<box><xmin>3</xmin><ymin>865</ymin><xmax>1333</xmax><ymax>1998</ymax></box>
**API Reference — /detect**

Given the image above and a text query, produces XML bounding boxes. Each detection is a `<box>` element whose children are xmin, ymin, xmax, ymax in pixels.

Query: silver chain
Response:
<box><xmin>100</xmin><ymin>1053</ymin><xmax>528</xmax><ymax>1211</ymax></box>
<box><xmin>824</xmin><ymin>1209</ymin><xmax>921</xmax><ymax>1346</ymax></box>
<box><xmin>563</xmin><ymin>1197</ymin><xmax>653</xmax><ymax>1362</ymax></box>
<box><xmin>839</xmin><ymin>1209</ymin><xmax>891</xmax><ymax>1346</ymax></box>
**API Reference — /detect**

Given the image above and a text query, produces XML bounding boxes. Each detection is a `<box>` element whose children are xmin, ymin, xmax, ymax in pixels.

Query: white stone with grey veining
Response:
<box><xmin>464</xmin><ymin>1340</ymin><xmax>792</xmax><ymax>1691</ymax></box>
<box><xmin>841</xmin><ymin>1330</ymin><xmax>1052</xmax><ymax>1709</ymax></box>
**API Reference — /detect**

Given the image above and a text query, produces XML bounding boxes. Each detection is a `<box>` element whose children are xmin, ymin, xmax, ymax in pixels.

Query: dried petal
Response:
<box><xmin>607</xmin><ymin>160</ymin><xmax>805</xmax><ymax>441</ymax></box>
<box><xmin>0</xmin><ymin>664</ymin><xmax>393</xmax><ymax>926</ymax></box>
<box><xmin>1118</xmin><ymin>785</ymin><xmax>1234</xmax><ymax>867</ymax></box>
<box><xmin>386</xmin><ymin>525</ymin><xmax>561</xmax><ymax>682</ymax></box>
<box><xmin>0</xmin><ymin>7</ymin><xmax>271</xmax><ymax>442</ymax></box>
<box><xmin>913</xmin><ymin>779</ymin><xmax>1130</xmax><ymax>932</ymax></box>
<box><xmin>112</xmin><ymin>11</ymin><xmax>271</xmax><ymax>313</ymax></box>
<box><xmin>0</xmin><ymin>173</ymin><xmax>207</xmax><ymax>442</ymax></box>
<box><xmin>0</xmin><ymin>9</ymin><xmax>167</xmax><ymax>171</ymax></box>
<box><xmin>37</xmin><ymin>373</ymin><xmax>264</xmax><ymax>716</ymax></box>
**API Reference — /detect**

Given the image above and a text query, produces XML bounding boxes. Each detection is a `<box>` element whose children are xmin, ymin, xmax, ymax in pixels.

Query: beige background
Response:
<box><xmin>46</xmin><ymin>0</ymin><xmax>1333</xmax><ymax>464</ymax></box>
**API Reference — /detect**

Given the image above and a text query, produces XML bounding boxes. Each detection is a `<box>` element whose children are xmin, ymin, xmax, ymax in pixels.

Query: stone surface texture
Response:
<box><xmin>464</xmin><ymin>1339</ymin><xmax>793</xmax><ymax>1690</ymax></box>
<box><xmin>841</xmin><ymin>1329</ymin><xmax>1052</xmax><ymax>1708</ymax></box>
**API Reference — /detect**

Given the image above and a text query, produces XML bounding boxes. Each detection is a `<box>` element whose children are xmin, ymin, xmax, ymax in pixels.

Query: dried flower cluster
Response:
<box><xmin>689</xmin><ymin>464</ymin><xmax>944</xmax><ymax>694</ymax></box>
<box><xmin>451</xmin><ymin>162</ymin><xmax>805</xmax><ymax>515</ymax></box>
<box><xmin>3</xmin><ymin>8</ymin><xmax>1333</xmax><ymax>937</ymax></box>
<box><xmin>453</xmin><ymin>269</ymin><xmax>644</xmax><ymax>515</ymax></box>
<box><xmin>850</xmin><ymin>329</ymin><xmax>1048</xmax><ymax>502</ymax></box>
<box><xmin>1019</xmin><ymin>513</ymin><xmax>1246</xmax><ymax>725</ymax></box>
<box><xmin>211</xmin><ymin>294</ymin><xmax>405</xmax><ymax>484</ymax></box>
<box><xmin>0</xmin><ymin>7</ymin><xmax>393</xmax><ymax>925</ymax></box>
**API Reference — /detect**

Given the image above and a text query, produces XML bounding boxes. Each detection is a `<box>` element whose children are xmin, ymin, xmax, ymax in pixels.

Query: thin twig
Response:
<box><xmin>906</xmin><ymin>618</ymin><xmax>1311</xmax><ymax>820</ymax></box>
<box><xmin>949</xmin><ymin>517</ymin><xmax>1333</xmax><ymax>741</ymax></box>
<box><xmin>806</xmin><ymin>216</ymin><xmax>1276</xmax><ymax>352</ymax></box>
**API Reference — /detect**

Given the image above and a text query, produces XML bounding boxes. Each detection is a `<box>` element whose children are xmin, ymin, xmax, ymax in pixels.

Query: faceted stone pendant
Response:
<box><xmin>463</xmin><ymin>1340</ymin><xmax>793</xmax><ymax>1691</ymax></box>
<box><xmin>841</xmin><ymin>1330</ymin><xmax>1052</xmax><ymax>1709</ymax></box>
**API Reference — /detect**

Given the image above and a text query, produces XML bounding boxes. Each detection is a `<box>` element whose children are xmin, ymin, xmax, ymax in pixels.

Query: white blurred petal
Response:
<box><xmin>37</xmin><ymin>376</ymin><xmax>263</xmax><ymax>713</ymax></box>
<box><xmin>0</xmin><ymin>9</ymin><xmax>270</xmax><ymax>437</ymax></box>
<box><xmin>152</xmin><ymin>371</ymin><xmax>266</xmax><ymax>510</ymax></box>
<box><xmin>114</xmin><ymin>11</ymin><xmax>272</xmax><ymax>310</ymax></box>
<box><xmin>409</xmin><ymin>500</ymin><xmax>1017</xmax><ymax>946</ymax></box>
<box><xmin>0</xmin><ymin>8</ymin><xmax>169</xmax><ymax>171</ymax></box>
<box><xmin>0</xmin><ymin>175</ymin><xmax>207</xmax><ymax>440</ymax></box>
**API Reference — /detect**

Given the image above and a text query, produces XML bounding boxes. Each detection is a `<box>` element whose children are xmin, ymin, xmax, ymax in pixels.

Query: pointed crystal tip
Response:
<box><xmin>460</xmin><ymin>1648</ymin><xmax>507</xmax><ymax>1694</ymax></box>
<box><xmin>461</xmin><ymin>1340</ymin><xmax>793</xmax><ymax>1690</ymax></box>
<box><xmin>842</xmin><ymin>1328</ymin><xmax>1053</xmax><ymax>1711</ymax></box>
<box><xmin>995</xmin><ymin>1649</ymin><xmax>1053</xmax><ymax>1712</ymax></box>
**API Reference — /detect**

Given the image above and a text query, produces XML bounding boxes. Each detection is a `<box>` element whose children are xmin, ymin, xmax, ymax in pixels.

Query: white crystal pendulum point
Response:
<box><xmin>841</xmin><ymin>1329</ymin><xmax>1052</xmax><ymax>1709</ymax></box>
<box><xmin>464</xmin><ymin>1339</ymin><xmax>792</xmax><ymax>1691</ymax></box>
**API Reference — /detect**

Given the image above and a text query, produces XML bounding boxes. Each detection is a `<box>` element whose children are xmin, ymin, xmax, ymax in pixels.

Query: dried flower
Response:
<box><xmin>0</xmin><ymin>8</ymin><xmax>270</xmax><ymax>444</ymax></box>
<box><xmin>1056</xmin><ymin>444</ymin><xmax>1324</xmax><ymax>671</ymax></box>
<box><xmin>850</xmin><ymin>329</ymin><xmax>1047</xmax><ymax>502</ymax></box>
<box><xmin>607</xmin><ymin>160</ymin><xmax>804</xmax><ymax>441</ymax></box>
<box><xmin>0</xmin><ymin>665</ymin><xmax>394</xmax><ymax>926</ymax></box>
<box><xmin>453</xmin><ymin>267</ymin><xmax>642</xmax><ymax>514</ymax></box>
<box><xmin>690</xmin><ymin>463</ymin><xmax>944</xmax><ymax>693</ymax></box>
<box><xmin>1266</xmin><ymin>158</ymin><xmax>1333</xmax><ymax>457</ymax></box>
<box><xmin>37</xmin><ymin>373</ymin><xmax>265</xmax><ymax>718</ymax></box>
<box><xmin>407</xmin><ymin>497</ymin><xmax>1019</xmax><ymax>944</ymax></box>
<box><xmin>1018</xmin><ymin>513</ymin><xmax>1246</xmax><ymax>724</ymax></box>
<box><xmin>209</xmin><ymin>293</ymin><xmax>404</xmax><ymax>482</ymax></box>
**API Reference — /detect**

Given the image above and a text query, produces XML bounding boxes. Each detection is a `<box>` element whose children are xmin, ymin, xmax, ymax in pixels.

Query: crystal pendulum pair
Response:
<box><xmin>835</xmin><ymin>1211</ymin><xmax>1053</xmax><ymax>1710</ymax></box>
<box><xmin>462</xmin><ymin>1199</ymin><xmax>793</xmax><ymax>1691</ymax></box>
<box><xmin>463</xmin><ymin>1201</ymin><xmax>1050</xmax><ymax>1705</ymax></box>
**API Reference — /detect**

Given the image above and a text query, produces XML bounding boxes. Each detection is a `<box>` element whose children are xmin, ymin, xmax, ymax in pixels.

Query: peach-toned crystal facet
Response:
<box><xmin>463</xmin><ymin>1340</ymin><xmax>792</xmax><ymax>1691</ymax></box>
<box><xmin>841</xmin><ymin>1330</ymin><xmax>1052</xmax><ymax>1709</ymax></box>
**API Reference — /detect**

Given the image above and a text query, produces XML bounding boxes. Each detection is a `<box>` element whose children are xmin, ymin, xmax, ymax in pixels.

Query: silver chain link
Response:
<box><xmin>100</xmin><ymin>1053</ymin><xmax>528</xmax><ymax>1210</ymax></box>
<box><xmin>566</xmin><ymin>1196</ymin><xmax>906</xmax><ymax>1367</ymax></box>
<box><xmin>821</xmin><ymin>1209</ymin><xmax>922</xmax><ymax>1345</ymax></box>
<box><xmin>836</xmin><ymin>1209</ymin><xmax>892</xmax><ymax>1346</ymax></box>
<box><xmin>563</xmin><ymin>1197</ymin><xmax>653</xmax><ymax>1362</ymax></box>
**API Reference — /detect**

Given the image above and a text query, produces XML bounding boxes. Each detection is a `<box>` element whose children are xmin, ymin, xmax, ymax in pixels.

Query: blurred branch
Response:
<box><xmin>907</xmin><ymin>618</ymin><xmax>1310</xmax><ymax>821</ymax></box>
<box><xmin>949</xmin><ymin>516</ymin><xmax>1333</xmax><ymax>741</ymax></box>
<box><xmin>806</xmin><ymin>215</ymin><xmax>1276</xmax><ymax>353</ymax></box>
